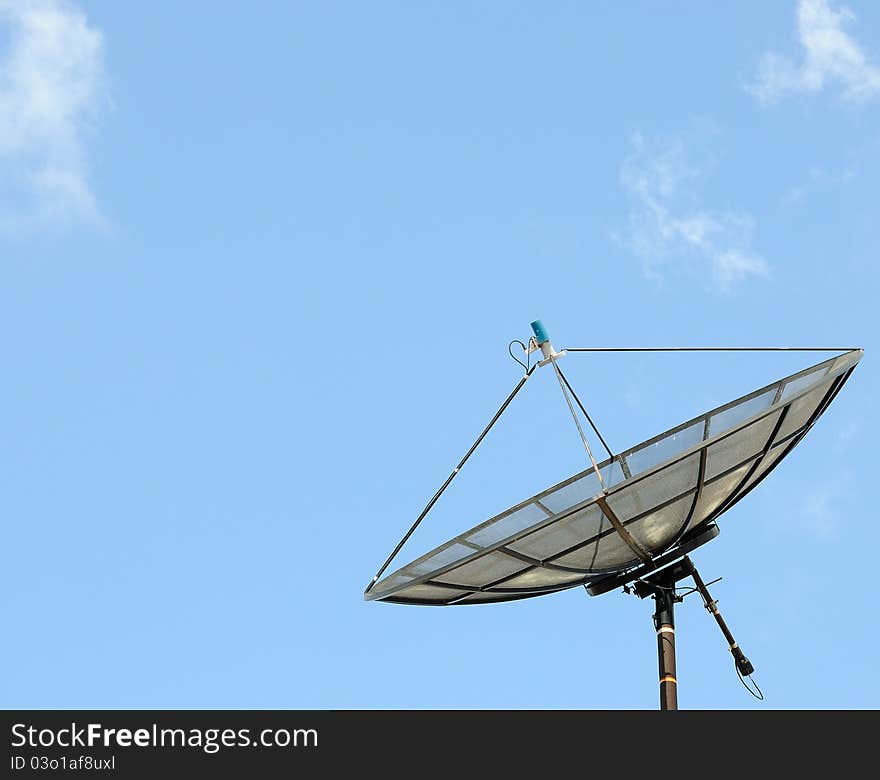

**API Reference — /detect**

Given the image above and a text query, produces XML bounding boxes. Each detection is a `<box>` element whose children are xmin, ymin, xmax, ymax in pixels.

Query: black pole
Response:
<box><xmin>652</xmin><ymin>572</ymin><xmax>678</xmax><ymax>711</ymax></box>
<box><xmin>682</xmin><ymin>557</ymin><xmax>754</xmax><ymax>677</ymax></box>
<box><xmin>634</xmin><ymin>556</ymin><xmax>760</xmax><ymax>707</ymax></box>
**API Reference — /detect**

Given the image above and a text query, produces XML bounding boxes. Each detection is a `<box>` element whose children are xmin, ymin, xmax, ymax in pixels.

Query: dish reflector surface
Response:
<box><xmin>368</xmin><ymin>350</ymin><xmax>862</xmax><ymax>605</ymax></box>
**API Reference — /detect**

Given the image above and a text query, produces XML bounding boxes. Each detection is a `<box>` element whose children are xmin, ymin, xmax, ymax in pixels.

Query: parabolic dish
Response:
<box><xmin>367</xmin><ymin>349</ymin><xmax>862</xmax><ymax>605</ymax></box>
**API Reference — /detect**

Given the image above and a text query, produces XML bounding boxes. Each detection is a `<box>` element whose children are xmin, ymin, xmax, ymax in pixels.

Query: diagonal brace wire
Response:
<box><xmin>551</xmin><ymin>359</ymin><xmax>607</xmax><ymax>492</ymax></box>
<box><xmin>554</xmin><ymin>364</ymin><xmax>615</xmax><ymax>462</ymax></box>
<box><xmin>564</xmin><ymin>347</ymin><xmax>857</xmax><ymax>353</ymax></box>
<box><xmin>364</xmin><ymin>363</ymin><xmax>538</xmax><ymax>594</ymax></box>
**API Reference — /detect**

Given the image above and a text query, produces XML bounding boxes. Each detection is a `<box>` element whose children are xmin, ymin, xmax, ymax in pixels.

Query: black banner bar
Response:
<box><xmin>2</xmin><ymin>710</ymin><xmax>875</xmax><ymax>776</ymax></box>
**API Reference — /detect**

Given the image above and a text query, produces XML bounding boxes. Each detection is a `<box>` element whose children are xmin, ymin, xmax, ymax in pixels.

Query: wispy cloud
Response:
<box><xmin>802</xmin><ymin>486</ymin><xmax>839</xmax><ymax>539</ymax></box>
<box><xmin>749</xmin><ymin>0</ymin><xmax>880</xmax><ymax>104</ymax></box>
<box><xmin>0</xmin><ymin>0</ymin><xmax>107</xmax><ymax>231</ymax></box>
<box><xmin>832</xmin><ymin>418</ymin><xmax>860</xmax><ymax>451</ymax></box>
<box><xmin>798</xmin><ymin>461</ymin><xmax>857</xmax><ymax>539</ymax></box>
<box><xmin>781</xmin><ymin>164</ymin><xmax>856</xmax><ymax>206</ymax></box>
<box><xmin>618</xmin><ymin>132</ymin><xmax>768</xmax><ymax>291</ymax></box>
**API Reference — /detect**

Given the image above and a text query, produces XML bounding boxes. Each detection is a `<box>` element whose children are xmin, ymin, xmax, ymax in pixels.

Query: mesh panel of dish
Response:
<box><xmin>551</xmin><ymin>531</ymin><xmax>641</xmax><ymax>572</ymax></box>
<box><xmin>497</xmin><ymin>567</ymin><xmax>588</xmax><ymax>589</ymax></box>
<box><xmin>433</xmin><ymin>552</ymin><xmax>529</xmax><ymax>588</ymax></box>
<box><xmin>507</xmin><ymin>503</ymin><xmax>605</xmax><ymax>560</ymax></box>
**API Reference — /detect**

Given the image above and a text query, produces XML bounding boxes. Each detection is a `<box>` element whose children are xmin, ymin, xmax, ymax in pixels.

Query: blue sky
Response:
<box><xmin>0</xmin><ymin>1</ymin><xmax>877</xmax><ymax>709</ymax></box>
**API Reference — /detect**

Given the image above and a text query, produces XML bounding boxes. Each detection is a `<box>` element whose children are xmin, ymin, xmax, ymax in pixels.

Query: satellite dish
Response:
<box><xmin>365</xmin><ymin>322</ymin><xmax>863</xmax><ymax>709</ymax></box>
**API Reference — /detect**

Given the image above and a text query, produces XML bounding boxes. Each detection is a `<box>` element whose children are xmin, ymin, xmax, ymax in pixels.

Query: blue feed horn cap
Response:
<box><xmin>530</xmin><ymin>319</ymin><xmax>550</xmax><ymax>345</ymax></box>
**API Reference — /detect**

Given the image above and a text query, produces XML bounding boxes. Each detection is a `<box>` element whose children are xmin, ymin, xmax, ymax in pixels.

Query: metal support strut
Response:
<box><xmin>683</xmin><ymin>558</ymin><xmax>754</xmax><ymax>677</ymax></box>
<box><xmin>529</xmin><ymin>320</ymin><xmax>608</xmax><ymax>492</ymax></box>
<box><xmin>364</xmin><ymin>363</ymin><xmax>537</xmax><ymax>594</ymax></box>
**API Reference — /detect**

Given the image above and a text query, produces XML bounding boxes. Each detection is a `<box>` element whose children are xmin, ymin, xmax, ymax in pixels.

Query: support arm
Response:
<box><xmin>682</xmin><ymin>557</ymin><xmax>754</xmax><ymax>677</ymax></box>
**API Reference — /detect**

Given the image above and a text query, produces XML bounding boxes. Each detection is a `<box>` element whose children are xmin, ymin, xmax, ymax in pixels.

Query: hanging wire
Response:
<box><xmin>736</xmin><ymin>667</ymin><xmax>765</xmax><ymax>701</ymax></box>
<box><xmin>508</xmin><ymin>339</ymin><xmax>531</xmax><ymax>374</ymax></box>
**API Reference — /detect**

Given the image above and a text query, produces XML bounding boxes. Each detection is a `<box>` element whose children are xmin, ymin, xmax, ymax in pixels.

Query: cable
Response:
<box><xmin>736</xmin><ymin>666</ymin><xmax>765</xmax><ymax>701</ymax></box>
<box><xmin>364</xmin><ymin>363</ymin><xmax>538</xmax><ymax>594</ymax></box>
<box><xmin>565</xmin><ymin>347</ymin><xmax>857</xmax><ymax>353</ymax></box>
<box><xmin>631</xmin><ymin>579</ymin><xmax>699</xmax><ymax>599</ymax></box>
<box><xmin>508</xmin><ymin>340</ymin><xmax>530</xmax><ymax>373</ymax></box>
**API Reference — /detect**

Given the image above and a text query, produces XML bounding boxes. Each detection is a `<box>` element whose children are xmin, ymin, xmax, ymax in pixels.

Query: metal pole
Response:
<box><xmin>652</xmin><ymin>576</ymin><xmax>678</xmax><ymax>711</ymax></box>
<box><xmin>551</xmin><ymin>358</ymin><xmax>607</xmax><ymax>491</ymax></box>
<box><xmin>364</xmin><ymin>363</ymin><xmax>537</xmax><ymax>594</ymax></box>
<box><xmin>683</xmin><ymin>557</ymin><xmax>754</xmax><ymax>677</ymax></box>
<box><xmin>564</xmin><ymin>346</ymin><xmax>857</xmax><ymax>352</ymax></box>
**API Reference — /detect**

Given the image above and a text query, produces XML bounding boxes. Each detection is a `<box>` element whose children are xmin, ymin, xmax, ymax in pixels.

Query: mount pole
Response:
<box><xmin>651</xmin><ymin>567</ymin><xmax>679</xmax><ymax>711</ymax></box>
<box><xmin>633</xmin><ymin>555</ymin><xmax>758</xmax><ymax>708</ymax></box>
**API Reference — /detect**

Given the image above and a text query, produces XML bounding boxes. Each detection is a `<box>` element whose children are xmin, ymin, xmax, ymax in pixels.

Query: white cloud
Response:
<box><xmin>798</xmin><ymin>462</ymin><xmax>857</xmax><ymax>539</ymax></box>
<box><xmin>749</xmin><ymin>0</ymin><xmax>880</xmax><ymax>103</ymax></box>
<box><xmin>832</xmin><ymin>418</ymin><xmax>859</xmax><ymax>451</ymax></box>
<box><xmin>802</xmin><ymin>487</ymin><xmax>839</xmax><ymax>538</ymax></box>
<box><xmin>618</xmin><ymin>133</ymin><xmax>769</xmax><ymax>290</ymax></box>
<box><xmin>0</xmin><ymin>0</ymin><xmax>107</xmax><ymax>231</ymax></box>
<box><xmin>781</xmin><ymin>165</ymin><xmax>856</xmax><ymax>206</ymax></box>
